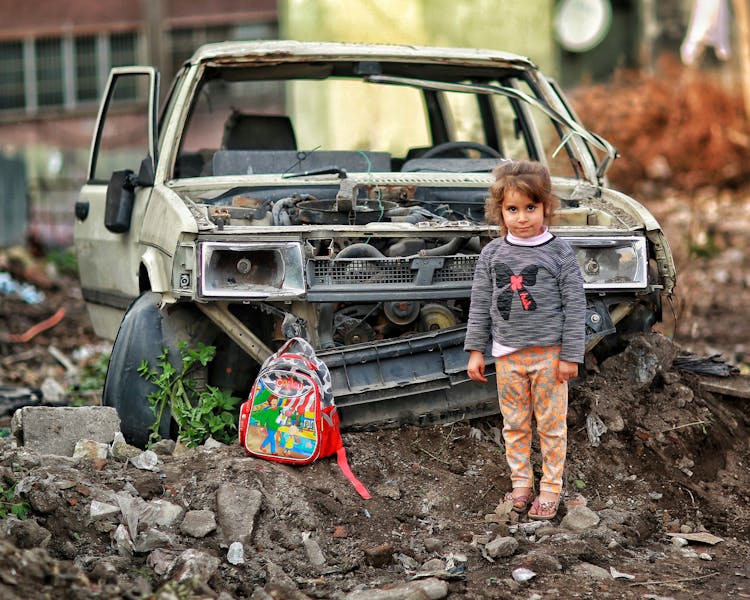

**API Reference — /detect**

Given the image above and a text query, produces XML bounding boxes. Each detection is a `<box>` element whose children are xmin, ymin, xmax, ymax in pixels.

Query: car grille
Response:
<box><xmin>305</xmin><ymin>255</ymin><xmax>477</xmax><ymax>300</ymax></box>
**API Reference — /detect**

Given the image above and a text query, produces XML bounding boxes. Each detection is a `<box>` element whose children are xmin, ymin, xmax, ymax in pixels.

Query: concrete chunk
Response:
<box><xmin>11</xmin><ymin>406</ymin><xmax>121</xmax><ymax>456</ymax></box>
<box><xmin>216</xmin><ymin>484</ymin><xmax>262</xmax><ymax>546</ymax></box>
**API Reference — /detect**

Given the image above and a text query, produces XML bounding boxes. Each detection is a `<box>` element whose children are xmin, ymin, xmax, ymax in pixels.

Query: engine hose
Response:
<box><xmin>421</xmin><ymin>236</ymin><xmax>466</xmax><ymax>256</ymax></box>
<box><xmin>335</xmin><ymin>243</ymin><xmax>386</xmax><ymax>259</ymax></box>
<box><xmin>319</xmin><ymin>243</ymin><xmax>386</xmax><ymax>349</ymax></box>
<box><xmin>271</xmin><ymin>196</ymin><xmax>298</xmax><ymax>226</ymax></box>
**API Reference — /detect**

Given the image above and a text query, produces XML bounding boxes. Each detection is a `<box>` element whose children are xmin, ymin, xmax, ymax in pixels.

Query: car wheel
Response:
<box><xmin>103</xmin><ymin>292</ymin><xmax>218</xmax><ymax>448</ymax></box>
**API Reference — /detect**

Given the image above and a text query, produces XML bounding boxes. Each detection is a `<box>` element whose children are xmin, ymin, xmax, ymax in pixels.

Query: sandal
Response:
<box><xmin>503</xmin><ymin>490</ymin><xmax>532</xmax><ymax>513</ymax></box>
<box><xmin>528</xmin><ymin>495</ymin><xmax>560</xmax><ymax>521</ymax></box>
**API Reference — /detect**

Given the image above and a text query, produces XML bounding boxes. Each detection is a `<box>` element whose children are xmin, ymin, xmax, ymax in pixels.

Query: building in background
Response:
<box><xmin>0</xmin><ymin>0</ymin><xmax>277</xmax><ymax>248</ymax></box>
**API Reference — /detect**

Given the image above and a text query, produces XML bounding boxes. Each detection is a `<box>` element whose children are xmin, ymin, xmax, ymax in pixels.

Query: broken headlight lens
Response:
<box><xmin>198</xmin><ymin>241</ymin><xmax>305</xmax><ymax>299</ymax></box>
<box><xmin>567</xmin><ymin>236</ymin><xmax>648</xmax><ymax>289</ymax></box>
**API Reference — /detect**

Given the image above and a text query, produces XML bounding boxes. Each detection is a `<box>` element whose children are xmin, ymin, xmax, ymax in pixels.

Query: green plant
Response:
<box><xmin>137</xmin><ymin>341</ymin><xmax>241</xmax><ymax>448</ymax></box>
<box><xmin>46</xmin><ymin>248</ymin><xmax>79</xmax><ymax>277</ymax></box>
<box><xmin>70</xmin><ymin>351</ymin><xmax>110</xmax><ymax>405</ymax></box>
<box><xmin>0</xmin><ymin>483</ymin><xmax>31</xmax><ymax>520</ymax></box>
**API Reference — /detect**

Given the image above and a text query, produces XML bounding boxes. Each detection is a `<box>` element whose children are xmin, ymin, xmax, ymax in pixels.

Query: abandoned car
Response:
<box><xmin>74</xmin><ymin>41</ymin><xmax>676</xmax><ymax>447</ymax></box>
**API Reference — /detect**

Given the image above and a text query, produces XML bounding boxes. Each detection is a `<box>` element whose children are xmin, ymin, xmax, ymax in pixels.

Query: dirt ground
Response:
<box><xmin>1</xmin><ymin>60</ymin><xmax>750</xmax><ymax>599</ymax></box>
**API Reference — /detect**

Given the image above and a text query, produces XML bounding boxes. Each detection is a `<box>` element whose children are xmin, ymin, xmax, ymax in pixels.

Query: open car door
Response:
<box><xmin>74</xmin><ymin>67</ymin><xmax>158</xmax><ymax>337</ymax></box>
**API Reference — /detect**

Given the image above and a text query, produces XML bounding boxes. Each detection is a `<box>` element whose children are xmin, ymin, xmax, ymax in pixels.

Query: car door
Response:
<box><xmin>74</xmin><ymin>67</ymin><xmax>159</xmax><ymax>340</ymax></box>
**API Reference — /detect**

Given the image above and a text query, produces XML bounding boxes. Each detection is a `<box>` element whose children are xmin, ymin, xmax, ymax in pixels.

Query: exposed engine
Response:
<box><xmin>254</xmin><ymin>189</ymin><xmax>481</xmax><ymax>349</ymax></box>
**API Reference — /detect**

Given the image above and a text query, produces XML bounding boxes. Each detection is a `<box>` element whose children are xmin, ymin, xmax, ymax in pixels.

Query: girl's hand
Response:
<box><xmin>467</xmin><ymin>350</ymin><xmax>488</xmax><ymax>383</ymax></box>
<box><xmin>557</xmin><ymin>359</ymin><xmax>578</xmax><ymax>383</ymax></box>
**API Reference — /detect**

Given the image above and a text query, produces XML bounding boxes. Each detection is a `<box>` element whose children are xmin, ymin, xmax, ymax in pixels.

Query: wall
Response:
<box><xmin>280</xmin><ymin>0</ymin><xmax>554</xmax><ymax>157</ymax></box>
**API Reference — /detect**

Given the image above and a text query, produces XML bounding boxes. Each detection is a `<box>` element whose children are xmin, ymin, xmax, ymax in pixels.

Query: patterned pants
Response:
<box><xmin>495</xmin><ymin>346</ymin><xmax>567</xmax><ymax>494</ymax></box>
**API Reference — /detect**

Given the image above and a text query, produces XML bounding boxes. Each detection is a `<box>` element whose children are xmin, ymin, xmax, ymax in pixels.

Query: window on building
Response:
<box><xmin>0</xmin><ymin>31</ymin><xmax>139</xmax><ymax>115</ymax></box>
<box><xmin>75</xmin><ymin>36</ymin><xmax>99</xmax><ymax>103</ymax></box>
<box><xmin>35</xmin><ymin>37</ymin><xmax>65</xmax><ymax>107</ymax></box>
<box><xmin>0</xmin><ymin>41</ymin><xmax>25</xmax><ymax>110</ymax></box>
<box><xmin>0</xmin><ymin>19</ymin><xmax>280</xmax><ymax>116</ymax></box>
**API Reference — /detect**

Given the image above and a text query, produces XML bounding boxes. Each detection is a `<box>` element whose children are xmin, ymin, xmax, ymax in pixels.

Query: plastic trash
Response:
<box><xmin>511</xmin><ymin>567</ymin><xmax>536</xmax><ymax>582</ymax></box>
<box><xmin>586</xmin><ymin>414</ymin><xmax>608</xmax><ymax>447</ymax></box>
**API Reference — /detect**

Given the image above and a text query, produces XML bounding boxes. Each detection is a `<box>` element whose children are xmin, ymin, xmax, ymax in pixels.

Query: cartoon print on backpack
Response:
<box><xmin>245</xmin><ymin>371</ymin><xmax>318</xmax><ymax>460</ymax></box>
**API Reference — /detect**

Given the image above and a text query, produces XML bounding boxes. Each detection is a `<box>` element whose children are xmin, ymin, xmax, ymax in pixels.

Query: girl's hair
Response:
<box><xmin>485</xmin><ymin>160</ymin><xmax>557</xmax><ymax>232</ymax></box>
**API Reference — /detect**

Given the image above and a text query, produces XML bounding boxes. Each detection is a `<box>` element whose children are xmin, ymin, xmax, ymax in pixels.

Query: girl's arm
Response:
<box><xmin>464</xmin><ymin>250</ymin><xmax>494</xmax><ymax>352</ymax></box>
<box><xmin>558</xmin><ymin>245</ymin><xmax>586</xmax><ymax>364</ymax></box>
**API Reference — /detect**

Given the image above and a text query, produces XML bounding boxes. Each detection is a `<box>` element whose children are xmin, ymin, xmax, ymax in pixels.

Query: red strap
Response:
<box><xmin>336</xmin><ymin>447</ymin><xmax>371</xmax><ymax>499</ymax></box>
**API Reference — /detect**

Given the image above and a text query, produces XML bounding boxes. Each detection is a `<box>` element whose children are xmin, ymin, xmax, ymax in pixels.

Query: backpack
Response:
<box><xmin>238</xmin><ymin>337</ymin><xmax>370</xmax><ymax>499</ymax></box>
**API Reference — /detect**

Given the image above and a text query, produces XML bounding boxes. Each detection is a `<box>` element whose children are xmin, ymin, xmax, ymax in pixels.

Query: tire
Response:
<box><xmin>103</xmin><ymin>292</ymin><xmax>171</xmax><ymax>448</ymax></box>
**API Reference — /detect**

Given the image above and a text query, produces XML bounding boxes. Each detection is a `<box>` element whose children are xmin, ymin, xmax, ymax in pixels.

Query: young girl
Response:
<box><xmin>465</xmin><ymin>160</ymin><xmax>586</xmax><ymax>520</ymax></box>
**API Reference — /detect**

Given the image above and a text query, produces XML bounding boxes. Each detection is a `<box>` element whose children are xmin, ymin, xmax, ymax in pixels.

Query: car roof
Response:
<box><xmin>188</xmin><ymin>39</ymin><xmax>537</xmax><ymax>71</ymax></box>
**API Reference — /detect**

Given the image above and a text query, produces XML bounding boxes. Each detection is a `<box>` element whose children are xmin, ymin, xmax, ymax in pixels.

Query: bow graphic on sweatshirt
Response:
<box><xmin>495</xmin><ymin>263</ymin><xmax>538</xmax><ymax>320</ymax></box>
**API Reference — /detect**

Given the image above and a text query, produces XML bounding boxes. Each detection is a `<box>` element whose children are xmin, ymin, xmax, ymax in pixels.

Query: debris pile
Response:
<box><xmin>571</xmin><ymin>55</ymin><xmax>750</xmax><ymax>196</ymax></box>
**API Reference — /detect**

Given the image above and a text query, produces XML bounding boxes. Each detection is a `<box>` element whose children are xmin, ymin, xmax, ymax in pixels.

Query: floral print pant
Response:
<box><xmin>495</xmin><ymin>346</ymin><xmax>567</xmax><ymax>494</ymax></box>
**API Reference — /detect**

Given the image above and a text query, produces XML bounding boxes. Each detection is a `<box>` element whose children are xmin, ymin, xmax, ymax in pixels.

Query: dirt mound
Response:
<box><xmin>571</xmin><ymin>54</ymin><xmax>750</xmax><ymax>196</ymax></box>
<box><xmin>0</xmin><ymin>330</ymin><xmax>749</xmax><ymax>599</ymax></box>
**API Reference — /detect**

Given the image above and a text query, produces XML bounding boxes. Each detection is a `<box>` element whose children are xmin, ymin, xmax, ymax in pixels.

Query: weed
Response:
<box><xmin>0</xmin><ymin>483</ymin><xmax>31</xmax><ymax>520</ymax></box>
<box><xmin>46</xmin><ymin>248</ymin><xmax>78</xmax><ymax>277</ymax></box>
<box><xmin>137</xmin><ymin>341</ymin><xmax>241</xmax><ymax>448</ymax></box>
<box><xmin>70</xmin><ymin>351</ymin><xmax>110</xmax><ymax>405</ymax></box>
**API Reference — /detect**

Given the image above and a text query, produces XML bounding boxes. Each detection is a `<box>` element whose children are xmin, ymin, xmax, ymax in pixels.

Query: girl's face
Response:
<box><xmin>501</xmin><ymin>187</ymin><xmax>545</xmax><ymax>238</ymax></box>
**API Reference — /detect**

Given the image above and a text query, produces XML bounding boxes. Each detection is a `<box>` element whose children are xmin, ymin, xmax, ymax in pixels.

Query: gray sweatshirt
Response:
<box><xmin>464</xmin><ymin>235</ymin><xmax>586</xmax><ymax>363</ymax></box>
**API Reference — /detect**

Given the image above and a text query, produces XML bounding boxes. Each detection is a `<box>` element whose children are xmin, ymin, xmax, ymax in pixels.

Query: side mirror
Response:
<box><xmin>104</xmin><ymin>157</ymin><xmax>154</xmax><ymax>234</ymax></box>
<box><xmin>104</xmin><ymin>169</ymin><xmax>136</xmax><ymax>233</ymax></box>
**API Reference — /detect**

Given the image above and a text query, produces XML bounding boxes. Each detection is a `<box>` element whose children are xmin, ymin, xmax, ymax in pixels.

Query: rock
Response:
<box><xmin>423</xmin><ymin>537</ymin><xmax>443</xmax><ymax>553</ymax></box>
<box><xmin>149</xmin><ymin>438</ymin><xmax>176</xmax><ymax>456</ymax></box>
<box><xmin>145</xmin><ymin>498</ymin><xmax>184</xmax><ymax>528</ymax></box>
<box><xmin>302</xmin><ymin>532</ymin><xmax>326</xmax><ymax>566</ymax></box>
<box><xmin>73</xmin><ymin>440</ymin><xmax>109</xmax><ymax>460</ymax></box>
<box><xmin>110</xmin><ymin>433</ymin><xmax>141</xmax><ymax>461</ymax></box>
<box><xmin>420</xmin><ymin>558</ymin><xmax>446</xmax><ymax>572</ymax></box>
<box><xmin>40</xmin><ymin>378</ymin><xmax>66</xmax><ymax>403</ymax></box>
<box><xmin>11</xmin><ymin>406</ymin><xmax>120</xmax><ymax>456</ymax></box>
<box><xmin>364</xmin><ymin>544</ymin><xmax>394</xmax><ymax>567</ymax></box>
<box><xmin>344</xmin><ymin>577</ymin><xmax>448</xmax><ymax>599</ymax></box>
<box><xmin>89</xmin><ymin>500</ymin><xmax>119</xmax><ymax>521</ymax></box>
<box><xmin>113</xmin><ymin>523</ymin><xmax>134</xmax><ymax>557</ymax></box>
<box><xmin>571</xmin><ymin>562</ymin><xmax>610</xmax><ymax>580</ymax></box>
<box><xmin>511</xmin><ymin>567</ymin><xmax>536</xmax><ymax>582</ymax></box>
<box><xmin>600</xmin><ymin>333</ymin><xmax>680</xmax><ymax>390</ymax></box>
<box><xmin>171</xmin><ymin>549</ymin><xmax>221</xmax><ymax>583</ymax></box>
<box><xmin>203</xmin><ymin>437</ymin><xmax>225</xmax><ymax>449</ymax></box>
<box><xmin>129</xmin><ymin>450</ymin><xmax>159</xmax><ymax>471</ymax></box>
<box><xmin>216</xmin><ymin>484</ymin><xmax>262</xmax><ymax>547</ymax></box>
<box><xmin>147</xmin><ymin>548</ymin><xmax>179</xmax><ymax>576</ymax></box>
<box><xmin>134</xmin><ymin>528</ymin><xmax>173</xmax><ymax>553</ymax></box>
<box><xmin>485</xmin><ymin>535</ymin><xmax>518</xmax><ymax>558</ymax></box>
<box><xmin>375</xmin><ymin>482</ymin><xmax>401</xmax><ymax>500</ymax></box>
<box><xmin>561</xmin><ymin>506</ymin><xmax>601</xmax><ymax>532</ymax></box>
<box><xmin>180</xmin><ymin>510</ymin><xmax>217</xmax><ymax>538</ymax></box>
<box><xmin>227</xmin><ymin>541</ymin><xmax>244</xmax><ymax>565</ymax></box>
<box><xmin>1</xmin><ymin>516</ymin><xmax>51</xmax><ymax>549</ymax></box>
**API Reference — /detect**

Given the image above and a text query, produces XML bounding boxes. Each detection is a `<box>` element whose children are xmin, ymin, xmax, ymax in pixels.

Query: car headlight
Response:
<box><xmin>198</xmin><ymin>241</ymin><xmax>305</xmax><ymax>299</ymax></box>
<box><xmin>566</xmin><ymin>236</ymin><xmax>648</xmax><ymax>290</ymax></box>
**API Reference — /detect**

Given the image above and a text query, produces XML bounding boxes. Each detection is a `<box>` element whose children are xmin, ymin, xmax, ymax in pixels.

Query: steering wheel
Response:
<box><xmin>421</xmin><ymin>141</ymin><xmax>502</xmax><ymax>159</ymax></box>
